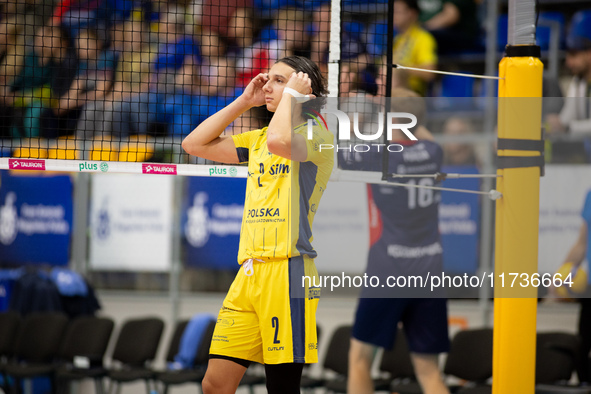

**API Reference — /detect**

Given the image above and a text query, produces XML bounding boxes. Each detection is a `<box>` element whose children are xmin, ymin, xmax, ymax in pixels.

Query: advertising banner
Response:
<box><xmin>89</xmin><ymin>174</ymin><xmax>173</xmax><ymax>271</ymax></box>
<box><xmin>0</xmin><ymin>171</ymin><xmax>72</xmax><ymax>265</ymax></box>
<box><xmin>539</xmin><ymin>165</ymin><xmax>591</xmax><ymax>275</ymax></box>
<box><xmin>183</xmin><ymin>176</ymin><xmax>246</xmax><ymax>269</ymax></box>
<box><xmin>439</xmin><ymin>165</ymin><xmax>481</xmax><ymax>274</ymax></box>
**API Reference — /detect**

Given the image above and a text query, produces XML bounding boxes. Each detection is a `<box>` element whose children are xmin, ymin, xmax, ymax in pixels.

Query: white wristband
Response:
<box><xmin>283</xmin><ymin>87</ymin><xmax>311</xmax><ymax>103</ymax></box>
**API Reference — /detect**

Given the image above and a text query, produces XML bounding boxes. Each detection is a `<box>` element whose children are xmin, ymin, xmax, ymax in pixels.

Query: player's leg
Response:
<box><xmin>348</xmin><ymin>338</ymin><xmax>378</xmax><ymax>394</ymax></box>
<box><xmin>256</xmin><ymin>256</ymin><xmax>320</xmax><ymax>366</ymax></box>
<box><xmin>264</xmin><ymin>363</ymin><xmax>305</xmax><ymax>394</ymax></box>
<box><xmin>202</xmin><ymin>357</ymin><xmax>248</xmax><ymax>394</ymax></box>
<box><xmin>249</xmin><ymin>257</ymin><xmax>319</xmax><ymax>392</ymax></box>
<box><xmin>410</xmin><ymin>353</ymin><xmax>449</xmax><ymax>394</ymax></box>
<box><xmin>349</xmin><ymin>297</ymin><xmax>405</xmax><ymax>393</ymax></box>
<box><xmin>204</xmin><ymin>267</ymin><xmax>264</xmax><ymax>393</ymax></box>
<box><xmin>403</xmin><ymin>298</ymin><xmax>450</xmax><ymax>394</ymax></box>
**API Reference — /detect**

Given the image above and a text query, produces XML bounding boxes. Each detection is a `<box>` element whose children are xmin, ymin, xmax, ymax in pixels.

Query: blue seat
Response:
<box><xmin>536</xmin><ymin>11</ymin><xmax>566</xmax><ymax>50</ymax></box>
<box><xmin>497</xmin><ymin>14</ymin><xmax>508</xmax><ymax>51</ymax></box>
<box><xmin>432</xmin><ymin>74</ymin><xmax>476</xmax><ymax>110</ymax></box>
<box><xmin>342</xmin><ymin>20</ymin><xmax>367</xmax><ymax>60</ymax></box>
<box><xmin>566</xmin><ymin>9</ymin><xmax>591</xmax><ymax>50</ymax></box>
<box><xmin>476</xmin><ymin>77</ymin><xmax>499</xmax><ymax>111</ymax></box>
<box><xmin>364</xmin><ymin>19</ymin><xmax>396</xmax><ymax>59</ymax></box>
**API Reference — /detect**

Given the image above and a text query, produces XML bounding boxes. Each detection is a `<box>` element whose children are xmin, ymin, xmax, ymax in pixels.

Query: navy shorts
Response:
<box><xmin>352</xmin><ymin>297</ymin><xmax>450</xmax><ymax>353</ymax></box>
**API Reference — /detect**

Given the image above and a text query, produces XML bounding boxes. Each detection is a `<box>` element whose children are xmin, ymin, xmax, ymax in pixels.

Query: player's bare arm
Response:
<box><xmin>182</xmin><ymin>73</ymin><xmax>269</xmax><ymax>163</ymax></box>
<box><xmin>267</xmin><ymin>70</ymin><xmax>313</xmax><ymax>162</ymax></box>
<box><xmin>565</xmin><ymin>222</ymin><xmax>588</xmax><ymax>267</ymax></box>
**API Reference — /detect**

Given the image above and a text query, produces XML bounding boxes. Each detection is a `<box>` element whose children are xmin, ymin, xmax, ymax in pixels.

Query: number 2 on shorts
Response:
<box><xmin>272</xmin><ymin>316</ymin><xmax>280</xmax><ymax>344</ymax></box>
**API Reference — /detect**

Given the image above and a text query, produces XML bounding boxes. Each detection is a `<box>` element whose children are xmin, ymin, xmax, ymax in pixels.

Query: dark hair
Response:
<box><xmin>276</xmin><ymin>55</ymin><xmax>328</xmax><ymax>112</ymax></box>
<box><xmin>395</xmin><ymin>0</ymin><xmax>420</xmax><ymax>12</ymax></box>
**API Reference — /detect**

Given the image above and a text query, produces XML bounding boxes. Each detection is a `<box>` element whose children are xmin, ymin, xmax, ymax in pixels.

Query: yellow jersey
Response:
<box><xmin>392</xmin><ymin>23</ymin><xmax>438</xmax><ymax>95</ymax></box>
<box><xmin>231</xmin><ymin>122</ymin><xmax>334</xmax><ymax>264</ymax></box>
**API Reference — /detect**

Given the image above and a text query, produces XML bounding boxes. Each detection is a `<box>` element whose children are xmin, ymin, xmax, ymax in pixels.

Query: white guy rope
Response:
<box><xmin>393</xmin><ymin>64</ymin><xmax>503</xmax><ymax>80</ymax></box>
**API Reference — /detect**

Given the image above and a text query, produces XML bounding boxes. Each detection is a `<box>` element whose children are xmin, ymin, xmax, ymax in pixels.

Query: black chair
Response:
<box><xmin>376</xmin><ymin>329</ymin><xmax>418</xmax><ymax>393</ymax></box>
<box><xmin>4</xmin><ymin>312</ymin><xmax>69</xmax><ymax>394</ymax></box>
<box><xmin>0</xmin><ymin>312</ymin><xmax>21</xmax><ymax>393</ymax></box>
<box><xmin>444</xmin><ymin>328</ymin><xmax>493</xmax><ymax>394</ymax></box>
<box><xmin>54</xmin><ymin>316</ymin><xmax>115</xmax><ymax>394</ymax></box>
<box><xmin>300</xmin><ymin>324</ymin><xmax>351</xmax><ymax>393</ymax></box>
<box><xmin>154</xmin><ymin>319</ymin><xmax>215</xmax><ymax>394</ymax></box>
<box><xmin>159</xmin><ymin>317</ymin><xmax>266</xmax><ymax>394</ymax></box>
<box><xmin>106</xmin><ymin>317</ymin><xmax>165</xmax><ymax>394</ymax></box>
<box><xmin>535</xmin><ymin>332</ymin><xmax>591</xmax><ymax>394</ymax></box>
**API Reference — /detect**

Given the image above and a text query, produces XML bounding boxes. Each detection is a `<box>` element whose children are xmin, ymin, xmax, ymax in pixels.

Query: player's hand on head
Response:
<box><xmin>242</xmin><ymin>73</ymin><xmax>268</xmax><ymax>107</ymax></box>
<box><xmin>286</xmin><ymin>72</ymin><xmax>314</xmax><ymax>98</ymax></box>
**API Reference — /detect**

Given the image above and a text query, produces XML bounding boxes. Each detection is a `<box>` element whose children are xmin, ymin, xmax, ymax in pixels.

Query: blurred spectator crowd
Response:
<box><xmin>0</xmin><ymin>0</ymin><xmax>588</xmax><ymax>163</ymax></box>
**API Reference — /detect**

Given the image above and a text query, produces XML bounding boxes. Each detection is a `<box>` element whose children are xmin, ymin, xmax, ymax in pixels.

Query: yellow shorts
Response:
<box><xmin>210</xmin><ymin>255</ymin><xmax>320</xmax><ymax>364</ymax></box>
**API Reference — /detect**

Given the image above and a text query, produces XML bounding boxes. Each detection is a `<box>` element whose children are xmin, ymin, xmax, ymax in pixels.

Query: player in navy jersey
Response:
<box><xmin>554</xmin><ymin>189</ymin><xmax>591</xmax><ymax>383</ymax></box>
<box><xmin>342</xmin><ymin>88</ymin><xmax>450</xmax><ymax>394</ymax></box>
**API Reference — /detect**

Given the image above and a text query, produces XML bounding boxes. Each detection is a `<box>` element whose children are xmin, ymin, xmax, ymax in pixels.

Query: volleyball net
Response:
<box><xmin>0</xmin><ymin>0</ymin><xmax>570</xmax><ymax>179</ymax></box>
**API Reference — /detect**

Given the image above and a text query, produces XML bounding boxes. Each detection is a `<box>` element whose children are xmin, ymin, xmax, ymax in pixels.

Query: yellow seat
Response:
<box><xmin>90</xmin><ymin>138</ymin><xmax>119</xmax><ymax>161</ymax></box>
<box><xmin>12</xmin><ymin>138</ymin><xmax>49</xmax><ymax>159</ymax></box>
<box><xmin>47</xmin><ymin>136</ymin><xmax>79</xmax><ymax>160</ymax></box>
<box><xmin>118</xmin><ymin>135</ymin><xmax>154</xmax><ymax>162</ymax></box>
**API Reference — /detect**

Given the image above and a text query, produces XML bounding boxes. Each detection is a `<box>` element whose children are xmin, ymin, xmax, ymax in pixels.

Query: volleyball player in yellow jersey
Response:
<box><xmin>182</xmin><ymin>56</ymin><xmax>333</xmax><ymax>394</ymax></box>
<box><xmin>391</xmin><ymin>0</ymin><xmax>438</xmax><ymax>96</ymax></box>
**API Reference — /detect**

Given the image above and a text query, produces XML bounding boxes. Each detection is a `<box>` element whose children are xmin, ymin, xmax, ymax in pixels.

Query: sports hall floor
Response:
<box><xmin>66</xmin><ymin>292</ymin><xmax>580</xmax><ymax>394</ymax></box>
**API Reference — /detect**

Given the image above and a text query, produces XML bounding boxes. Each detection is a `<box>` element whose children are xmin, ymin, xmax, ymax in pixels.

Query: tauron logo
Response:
<box><xmin>9</xmin><ymin>159</ymin><xmax>45</xmax><ymax>170</ymax></box>
<box><xmin>142</xmin><ymin>164</ymin><xmax>177</xmax><ymax>175</ymax></box>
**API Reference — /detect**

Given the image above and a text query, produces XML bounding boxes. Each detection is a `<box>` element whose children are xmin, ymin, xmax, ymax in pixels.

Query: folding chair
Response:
<box><xmin>4</xmin><ymin>312</ymin><xmax>69</xmax><ymax>394</ymax></box>
<box><xmin>444</xmin><ymin>328</ymin><xmax>493</xmax><ymax>394</ymax></box>
<box><xmin>535</xmin><ymin>332</ymin><xmax>591</xmax><ymax>394</ymax></box>
<box><xmin>154</xmin><ymin>318</ymin><xmax>215</xmax><ymax>394</ymax></box>
<box><xmin>375</xmin><ymin>329</ymin><xmax>418</xmax><ymax>393</ymax></box>
<box><xmin>55</xmin><ymin>316</ymin><xmax>115</xmax><ymax>394</ymax></box>
<box><xmin>0</xmin><ymin>312</ymin><xmax>21</xmax><ymax>393</ymax></box>
<box><xmin>106</xmin><ymin>317</ymin><xmax>164</xmax><ymax>394</ymax></box>
<box><xmin>301</xmin><ymin>325</ymin><xmax>351</xmax><ymax>393</ymax></box>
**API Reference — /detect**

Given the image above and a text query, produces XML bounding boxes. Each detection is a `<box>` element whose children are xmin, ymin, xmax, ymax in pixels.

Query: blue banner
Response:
<box><xmin>0</xmin><ymin>171</ymin><xmax>73</xmax><ymax>266</ymax></box>
<box><xmin>183</xmin><ymin>176</ymin><xmax>246</xmax><ymax>269</ymax></box>
<box><xmin>439</xmin><ymin>165</ymin><xmax>481</xmax><ymax>274</ymax></box>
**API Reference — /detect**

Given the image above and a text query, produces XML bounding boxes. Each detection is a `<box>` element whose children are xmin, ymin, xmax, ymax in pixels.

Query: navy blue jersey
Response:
<box><xmin>340</xmin><ymin>140</ymin><xmax>444</xmax><ymax>283</ymax></box>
